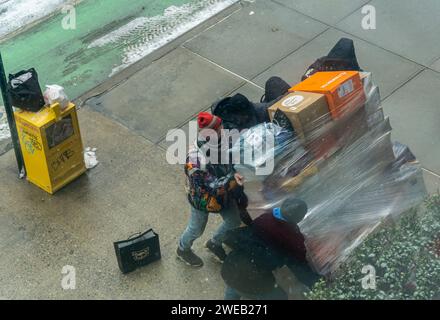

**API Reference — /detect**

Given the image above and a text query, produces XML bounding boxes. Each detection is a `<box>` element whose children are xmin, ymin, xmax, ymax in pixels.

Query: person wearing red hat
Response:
<box><xmin>177</xmin><ymin>112</ymin><xmax>244</xmax><ymax>267</ymax></box>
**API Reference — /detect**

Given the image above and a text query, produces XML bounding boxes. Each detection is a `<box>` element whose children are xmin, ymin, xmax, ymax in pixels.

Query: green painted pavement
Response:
<box><xmin>0</xmin><ymin>0</ymin><xmax>224</xmax><ymax>104</ymax></box>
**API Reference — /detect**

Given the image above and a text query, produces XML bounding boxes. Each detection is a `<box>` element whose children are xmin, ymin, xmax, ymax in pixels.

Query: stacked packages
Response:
<box><xmin>233</xmin><ymin>71</ymin><xmax>427</xmax><ymax>276</ymax></box>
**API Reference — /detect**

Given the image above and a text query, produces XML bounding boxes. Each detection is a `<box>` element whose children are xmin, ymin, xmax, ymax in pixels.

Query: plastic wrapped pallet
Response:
<box><xmin>230</xmin><ymin>71</ymin><xmax>426</xmax><ymax>276</ymax></box>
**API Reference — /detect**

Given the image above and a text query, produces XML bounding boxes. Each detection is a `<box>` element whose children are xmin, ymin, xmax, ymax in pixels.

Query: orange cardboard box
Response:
<box><xmin>290</xmin><ymin>71</ymin><xmax>366</xmax><ymax>119</ymax></box>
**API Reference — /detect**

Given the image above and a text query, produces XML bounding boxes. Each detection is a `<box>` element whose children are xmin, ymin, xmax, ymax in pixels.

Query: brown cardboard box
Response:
<box><xmin>268</xmin><ymin>91</ymin><xmax>330</xmax><ymax>140</ymax></box>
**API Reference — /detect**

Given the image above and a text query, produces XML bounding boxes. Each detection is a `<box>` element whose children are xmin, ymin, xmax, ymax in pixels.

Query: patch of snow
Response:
<box><xmin>84</xmin><ymin>147</ymin><xmax>99</xmax><ymax>169</ymax></box>
<box><xmin>0</xmin><ymin>0</ymin><xmax>71</xmax><ymax>39</ymax></box>
<box><xmin>88</xmin><ymin>17</ymin><xmax>151</xmax><ymax>48</ymax></box>
<box><xmin>87</xmin><ymin>0</ymin><xmax>239</xmax><ymax>77</ymax></box>
<box><xmin>19</xmin><ymin>167</ymin><xmax>26</xmax><ymax>179</ymax></box>
<box><xmin>0</xmin><ymin>106</ymin><xmax>10</xmax><ymax>141</ymax></box>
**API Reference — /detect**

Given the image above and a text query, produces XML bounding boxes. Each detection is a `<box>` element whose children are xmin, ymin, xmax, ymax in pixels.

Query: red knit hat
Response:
<box><xmin>197</xmin><ymin>112</ymin><xmax>222</xmax><ymax>130</ymax></box>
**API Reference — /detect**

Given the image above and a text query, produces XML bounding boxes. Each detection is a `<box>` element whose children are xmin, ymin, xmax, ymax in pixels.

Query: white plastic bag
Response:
<box><xmin>84</xmin><ymin>147</ymin><xmax>99</xmax><ymax>169</ymax></box>
<box><xmin>43</xmin><ymin>85</ymin><xmax>69</xmax><ymax>109</ymax></box>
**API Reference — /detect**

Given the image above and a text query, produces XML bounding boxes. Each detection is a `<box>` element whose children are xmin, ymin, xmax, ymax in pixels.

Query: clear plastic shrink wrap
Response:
<box><xmin>231</xmin><ymin>71</ymin><xmax>427</xmax><ymax>276</ymax></box>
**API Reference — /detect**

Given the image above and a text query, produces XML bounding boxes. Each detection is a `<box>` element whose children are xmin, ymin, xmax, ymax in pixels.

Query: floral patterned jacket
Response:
<box><xmin>185</xmin><ymin>140</ymin><xmax>240</xmax><ymax>213</ymax></box>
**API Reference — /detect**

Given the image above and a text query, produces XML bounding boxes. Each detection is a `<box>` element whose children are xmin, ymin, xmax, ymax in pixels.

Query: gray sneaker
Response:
<box><xmin>176</xmin><ymin>247</ymin><xmax>204</xmax><ymax>267</ymax></box>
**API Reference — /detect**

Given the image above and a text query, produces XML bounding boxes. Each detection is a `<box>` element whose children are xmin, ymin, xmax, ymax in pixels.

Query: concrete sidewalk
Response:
<box><xmin>1</xmin><ymin>0</ymin><xmax>440</xmax><ymax>299</ymax></box>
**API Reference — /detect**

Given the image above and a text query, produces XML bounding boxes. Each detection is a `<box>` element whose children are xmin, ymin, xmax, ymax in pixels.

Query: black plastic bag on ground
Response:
<box><xmin>7</xmin><ymin>68</ymin><xmax>45</xmax><ymax>112</ymax></box>
<box><xmin>302</xmin><ymin>38</ymin><xmax>362</xmax><ymax>81</ymax></box>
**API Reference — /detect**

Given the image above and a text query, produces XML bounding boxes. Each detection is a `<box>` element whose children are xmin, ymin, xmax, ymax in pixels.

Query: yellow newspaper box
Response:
<box><xmin>14</xmin><ymin>102</ymin><xmax>86</xmax><ymax>194</ymax></box>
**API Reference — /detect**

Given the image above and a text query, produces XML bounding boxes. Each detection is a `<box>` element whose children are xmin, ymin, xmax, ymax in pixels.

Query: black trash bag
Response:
<box><xmin>302</xmin><ymin>38</ymin><xmax>362</xmax><ymax>81</ymax></box>
<box><xmin>211</xmin><ymin>93</ymin><xmax>258</xmax><ymax>131</ymax></box>
<box><xmin>7</xmin><ymin>68</ymin><xmax>45</xmax><ymax>112</ymax></box>
<box><xmin>260</xmin><ymin>76</ymin><xmax>291</xmax><ymax>103</ymax></box>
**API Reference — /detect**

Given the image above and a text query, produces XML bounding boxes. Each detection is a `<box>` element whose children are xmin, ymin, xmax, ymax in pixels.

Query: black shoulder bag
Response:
<box><xmin>114</xmin><ymin>229</ymin><xmax>161</xmax><ymax>274</ymax></box>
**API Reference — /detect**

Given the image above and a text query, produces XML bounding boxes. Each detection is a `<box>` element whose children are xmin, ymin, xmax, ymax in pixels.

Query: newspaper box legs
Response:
<box><xmin>14</xmin><ymin>102</ymin><xmax>86</xmax><ymax>194</ymax></box>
